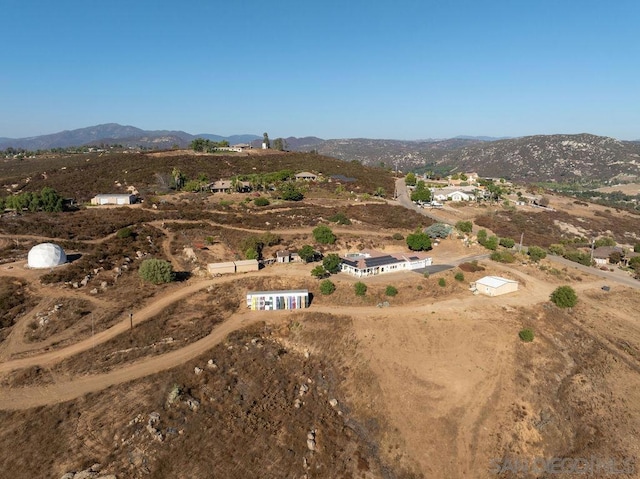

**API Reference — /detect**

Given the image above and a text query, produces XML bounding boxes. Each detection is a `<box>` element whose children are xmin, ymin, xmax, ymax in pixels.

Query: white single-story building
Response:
<box><xmin>431</xmin><ymin>187</ymin><xmax>476</xmax><ymax>202</ymax></box>
<box><xmin>90</xmin><ymin>194</ymin><xmax>137</xmax><ymax>205</ymax></box>
<box><xmin>340</xmin><ymin>249</ymin><xmax>432</xmax><ymax>277</ymax></box>
<box><xmin>235</xmin><ymin>259</ymin><xmax>260</xmax><ymax>273</ymax></box>
<box><xmin>471</xmin><ymin>276</ymin><xmax>519</xmax><ymax>296</ymax></box>
<box><xmin>207</xmin><ymin>261</ymin><xmax>237</xmax><ymax>275</ymax></box>
<box><xmin>295</xmin><ymin>172</ymin><xmax>318</xmax><ymax>181</ymax></box>
<box><xmin>246</xmin><ymin>289</ymin><xmax>309</xmax><ymax>310</ymax></box>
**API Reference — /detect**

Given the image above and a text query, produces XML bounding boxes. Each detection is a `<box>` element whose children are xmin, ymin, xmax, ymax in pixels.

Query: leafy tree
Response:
<box><xmin>172</xmin><ymin>167</ymin><xmax>185</xmax><ymax>190</ymax></box>
<box><xmin>594</xmin><ymin>237</ymin><xmax>616</xmax><ymax>248</ymax></box>
<box><xmin>628</xmin><ymin>256</ymin><xmax>640</xmax><ymax>272</ymax></box>
<box><xmin>410</xmin><ymin>180</ymin><xmax>431</xmax><ymax>202</ymax></box>
<box><xmin>39</xmin><ymin>187</ymin><xmax>63</xmax><ymax>212</ymax></box>
<box><xmin>273</xmin><ymin>138</ymin><xmax>287</xmax><ymax>151</ymax></box>
<box><xmin>438</xmin><ymin>278</ymin><xmax>446</xmax><ymax>287</ymax></box>
<box><xmin>608</xmin><ymin>251</ymin><xmax>623</xmax><ymax>264</ymax></box>
<box><xmin>245</xmin><ymin>247</ymin><xmax>259</xmax><ymax>260</ymax></box>
<box><xmin>549</xmin><ymin>244</ymin><xmax>566</xmax><ymax>256</ymax></box>
<box><xmin>298</xmin><ymin>245</ymin><xmax>317</xmax><ymax>263</ymax></box>
<box><xmin>484</xmin><ymin>235</ymin><xmax>499</xmax><ymax>251</ymax></box>
<box><xmin>490</xmin><ymin>251</ymin><xmax>516</xmax><ymax>263</ymax></box>
<box><xmin>313</xmin><ymin>225</ymin><xmax>336</xmax><ymax>244</ymax></box>
<box><xmin>322</xmin><ymin>253</ymin><xmax>342</xmax><ymax>274</ymax></box>
<box><xmin>354</xmin><ymin>281</ymin><xmax>367</xmax><ymax>296</ymax></box>
<box><xmin>311</xmin><ymin>265</ymin><xmax>328</xmax><ymax>278</ymax></box>
<box><xmin>279</xmin><ymin>182</ymin><xmax>304</xmax><ymax>201</ymax></box>
<box><xmin>550</xmin><ymin>285</ymin><xmax>578</xmax><ymax>308</ymax></box>
<box><xmin>139</xmin><ymin>259</ymin><xmax>175</xmax><ymax>284</ymax></box>
<box><xmin>519</xmin><ymin>329</ymin><xmax>534</xmax><ymax>342</ymax></box>
<box><xmin>527</xmin><ymin>246</ymin><xmax>547</xmax><ymax>262</ymax></box>
<box><xmin>405</xmin><ymin>172</ymin><xmax>417</xmax><ymax>186</ymax></box>
<box><xmin>319</xmin><ymin>279</ymin><xmax>336</xmax><ymax>295</ymax></box>
<box><xmin>190</xmin><ymin>138</ymin><xmax>206</xmax><ymax>152</ymax></box>
<box><xmin>406</xmin><ymin>231</ymin><xmax>432</xmax><ymax>251</ymax></box>
<box><xmin>385</xmin><ymin>285</ymin><xmax>398</xmax><ymax>296</ymax></box>
<box><xmin>456</xmin><ymin>221</ymin><xmax>473</xmax><ymax>234</ymax></box>
<box><xmin>499</xmin><ymin>237</ymin><xmax>515</xmax><ymax>248</ymax></box>
<box><xmin>263</xmin><ymin>132</ymin><xmax>270</xmax><ymax>149</ymax></box>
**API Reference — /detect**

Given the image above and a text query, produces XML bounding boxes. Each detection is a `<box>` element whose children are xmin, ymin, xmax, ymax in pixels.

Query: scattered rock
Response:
<box><xmin>90</xmin><ymin>288</ymin><xmax>98</xmax><ymax>294</ymax></box>
<box><xmin>329</xmin><ymin>398</ymin><xmax>338</xmax><ymax>408</ymax></box>
<box><xmin>207</xmin><ymin>359</ymin><xmax>218</xmax><ymax>370</ymax></box>
<box><xmin>194</xmin><ymin>367</ymin><xmax>203</xmax><ymax>375</ymax></box>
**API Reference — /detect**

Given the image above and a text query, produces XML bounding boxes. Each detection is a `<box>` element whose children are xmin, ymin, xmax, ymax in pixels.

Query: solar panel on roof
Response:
<box><xmin>364</xmin><ymin>255</ymin><xmax>399</xmax><ymax>268</ymax></box>
<box><xmin>342</xmin><ymin>259</ymin><xmax>358</xmax><ymax>267</ymax></box>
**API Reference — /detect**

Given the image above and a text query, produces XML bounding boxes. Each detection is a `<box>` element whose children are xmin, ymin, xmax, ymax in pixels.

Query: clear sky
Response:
<box><xmin>2</xmin><ymin>0</ymin><xmax>639</xmax><ymax>140</ymax></box>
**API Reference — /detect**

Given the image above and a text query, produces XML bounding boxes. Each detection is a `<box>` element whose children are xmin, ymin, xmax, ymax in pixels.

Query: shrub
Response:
<box><xmin>116</xmin><ymin>227</ymin><xmax>133</xmax><ymax>239</ymax></box>
<box><xmin>313</xmin><ymin>225</ymin><xmax>336</xmax><ymax>244</ymax></box>
<box><xmin>550</xmin><ymin>285</ymin><xmax>578</xmax><ymax>308</ymax></box>
<box><xmin>329</xmin><ymin>212</ymin><xmax>351</xmax><ymax>225</ymax></box>
<box><xmin>319</xmin><ymin>279</ymin><xmax>336</xmax><ymax>295</ymax></box>
<box><xmin>490</xmin><ymin>251</ymin><xmax>516</xmax><ymax>263</ymax></box>
<box><xmin>528</xmin><ymin>245</ymin><xmax>547</xmax><ymax>262</ymax></box>
<box><xmin>519</xmin><ymin>329</ymin><xmax>534</xmax><ymax>342</ymax></box>
<box><xmin>548</xmin><ymin>244</ymin><xmax>565</xmax><ymax>256</ymax></box>
<box><xmin>484</xmin><ymin>235</ymin><xmax>499</xmax><ymax>251</ymax></box>
<box><xmin>455</xmin><ymin>221</ymin><xmax>473</xmax><ymax>234</ymax></box>
<box><xmin>424</xmin><ymin>223</ymin><xmax>453</xmax><ymax>239</ymax></box>
<box><xmin>245</xmin><ymin>247</ymin><xmax>259</xmax><ymax>260</ymax></box>
<box><xmin>392</xmin><ymin>233</ymin><xmax>404</xmax><ymax>241</ymax></box>
<box><xmin>406</xmin><ymin>231</ymin><xmax>432</xmax><ymax>251</ymax></box>
<box><xmin>254</xmin><ymin>197</ymin><xmax>270</xmax><ymax>207</ymax></box>
<box><xmin>438</xmin><ymin>278</ymin><xmax>446</xmax><ymax>287</ymax></box>
<box><xmin>634</xmin><ymin>243</ymin><xmax>640</xmax><ymax>253</ymax></box>
<box><xmin>280</xmin><ymin>183</ymin><xmax>304</xmax><ymax>201</ymax></box>
<box><xmin>476</xmin><ymin>229</ymin><xmax>488</xmax><ymax>245</ymax></box>
<box><xmin>499</xmin><ymin>237</ymin><xmax>515</xmax><ymax>248</ymax></box>
<box><xmin>138</xmin><ymin>259</ymin><xmax>174</xmax><ymax>284</ymax></box>
<box><xmin>354</xmin><ymin>282</ymin><xmax>367</xmax><ymax>296</ymax></box>
<box><xmin>385</xmin><ymin>285</ymin><xmax>398</xmax><ymax>296</ymax></box>
<box><xmin>322</xmin><ymin>253</ymin><xmax>341</xmax><ymax>274</ymax></box>
<box><xmin>454</xmin><ymin>272</ymin><xmax>465</xmax><ymax>282</ymax></box>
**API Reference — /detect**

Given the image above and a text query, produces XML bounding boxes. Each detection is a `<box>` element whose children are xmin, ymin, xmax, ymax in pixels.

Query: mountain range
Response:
<box><xmin>1</xmin><ymin>124</ymin><xmax>639</xmax><ymax>183</ymax></box>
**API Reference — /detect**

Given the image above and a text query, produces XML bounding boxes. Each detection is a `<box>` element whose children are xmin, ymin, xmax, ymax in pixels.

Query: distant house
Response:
<box><xmin>90</xmin><ymin>193</ymin><xmax>137</xmax><ymax>205</ymax></box>
<box><xmin>209</xmin><ymin>180</ymin><xmax>232</xmax><ymax>193</ymax></box>
<box><xmin>431</xmin><ymin>187</ymin><xmax>476</xmax><ymax>202</ymax></box>
<box><xmin>295</xmin><ymin>172</ymin><xmax>318</xmax><ymax>181</ymax></box>
<box><xmin>232</xmin><ymin>143</ymin><xmax>252</xmax><ymax>150</ymax></box>
<box><xmin>340</xmin><ymin>249</ymin><xmax>432</xmax><ymax>277</ymax></box>
<box><xmin>592</xmin><ymin>246</ymin><xmax>624</xmax><ymax>266</ymax></box>
<box><xmin>471</xmin><ymin>276</ymin><xmax>519</xmax><ymax>296</ymax></box>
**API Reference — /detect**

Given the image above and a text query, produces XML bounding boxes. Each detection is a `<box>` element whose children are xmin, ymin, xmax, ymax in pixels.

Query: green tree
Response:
<box><xmin>298</xmin><ymin>245</ymin><xmax>316</xmax><ymax>263</ymax></box>
<box><xmin>634</xmin><ymin>243</ymin><xmax>640</xmax><ymax>253</ymax></box>
<box><xmin>311</xmin><ymin>265</ymin><xmax>328</xmax><ymax>278</ymax></box>
<box><xmin>172</xmin><ymin>167</ymin><xmax>185</xmax><ymax>190</ymax></box>
<box><xmin>406</xmin><ymin>231</ymin><xmax>432</xmax><ymax>251</ymax></box>
<box><xmin>39</xmin><ymin>187</ymin><xmax>63</xmax><ymax>212</ymax></box>
<box><xmin>410</xmin><ymin>180</ymin><xmax>431</xmax><ymax>202</ymax></box>
<box><xmin>628</xmin><ymin>256</ymin><xmax>640</xmax><ymax>272</ymax></box>
<box><xmin>313</xmin><ymin>225</ymin><xmax>336</xmax><ymax>244</ymax></box>
<box><xmin>279</xmin><ymin>183</ymin><xmax>304</xmax><ymax>201</ymax></box>
<box><xmin>528</xmin><ymin>246</ymin><xmax>547</xmax><ymax>262</ymax></box>
<box><xmin>245</xmin><ymin>247</ymin><xmax>259</xmax><ymax>260</ymax></box>
<box><xmin>484</xmin><ymin>235</ymin><xmax>499</xmax><ymax>251</ymax></box>
<box><xmin>550</xmin><ymin>285</ymin><xmax>578</xmax><ymax>308</ymax></box>
<box><xmin>263</xmin><ymin>132</ymin><xmax>270</xmax><ymax>149</ymax></box>
<box><xmin>190</xmin><ymin>138</ymin><xmax>206</xmax><ymax>152</ymax></box>
<box><xmin>138</xmin><ymin>259</ymin><xmax>175</xmax><ymax>284</ymax></box>
<box><xmin>456</xmin><ymin>221</ymin><xmax>473</xmax><ymax>234</ymax></box>
<box><xmin>594</xmin><ymin>237</ymin><xmax>616</xmax><ymax>248</ymax></box>
<box><xmin>476</xmin><ymin>229</ymin><xmax>488</xmax><ymax>245</ymax></box>
<box><xmin>273</xmin><ymin>138</ymin><xmax>287</xmax><ymax>151</ymax></box>
<box><xmin>322</xmin><ymin>253</ymin><xmax>342</xmax><ymax>274</ymax></box>
<box><xmin>407</xmin><ymin>230</ymin><xmax>431</xmax><ymax>251</ymax></box>
<box><xmin>385</xmin><ymin>285</ymin><xmax>398</xmax><ymax>296</ymax></box>
<box><xmin>438</xmin><ymin>278</ymin><xmax>446</xmax><ymax>287</ymax></box>
<box><xmin>319</xmin><ymin>279</ymin><xmax>336</xmax><ymax>295</ymax></box>
<box><xmin>354</xmin><ymin>281</ymin><xmax>367</xmax><ymax>296</ymax></box>
<box><xmin>424</xmin><ymin>223</ymin><xmax>453</xmax><ymax>238</ymax></box>
<box><xmin>405</xmin><ymin>172</ymin><xmax>417</xmax><ymax>186</ymax></box>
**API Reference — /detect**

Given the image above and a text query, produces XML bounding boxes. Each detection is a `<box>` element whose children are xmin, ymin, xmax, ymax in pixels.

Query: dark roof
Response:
<box><xmin>363</xmin><ymin>255</ymin><xmax>401</xmax><ymax>268</ymax></box>
<box><xmin>342</xmin><ymin>258</ymin><xmax>358</xmax><ymax>268</ymax></box>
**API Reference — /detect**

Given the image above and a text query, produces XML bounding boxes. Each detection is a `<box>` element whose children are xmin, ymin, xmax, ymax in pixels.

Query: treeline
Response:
<box><xmin>0</xmin><ymin>187</ymin><xmax>64</xmax><ymax>212</ymax></box>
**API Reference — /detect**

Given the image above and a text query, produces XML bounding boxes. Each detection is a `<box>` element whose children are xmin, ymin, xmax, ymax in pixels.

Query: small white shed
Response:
<box><xmin>472</xmin><ymin>276</ymin><xmax>519</xmax><ymax>296</ymax></box>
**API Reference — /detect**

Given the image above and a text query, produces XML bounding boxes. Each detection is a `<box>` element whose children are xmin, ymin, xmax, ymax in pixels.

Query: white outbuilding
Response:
<box><xmin>27</xmin><ymin>243</ymin><xmax>67</xmax><ymax>269</ymax></box>
<box><xmin>471</xmin><ymin>276</ymin><xmax>519</xmax><ymax>297</ymax></box>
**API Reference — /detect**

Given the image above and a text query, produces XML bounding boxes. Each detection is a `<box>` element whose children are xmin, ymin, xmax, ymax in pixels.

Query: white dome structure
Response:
<box><xmin>27</xmin><ymin>243</ymin><xmax>67</xmax><ymax>269</ymax></box>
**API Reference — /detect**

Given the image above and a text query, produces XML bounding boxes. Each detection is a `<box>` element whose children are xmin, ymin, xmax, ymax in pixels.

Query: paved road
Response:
<box><xmin>546</xmin><ymin>255</ymin><xmax>640</xmax><ymax>290</ymax></box>
<box><xmin>394</xmin><ymin>178</ymin><xmax>455</xmax><ymax>225</ymax></box>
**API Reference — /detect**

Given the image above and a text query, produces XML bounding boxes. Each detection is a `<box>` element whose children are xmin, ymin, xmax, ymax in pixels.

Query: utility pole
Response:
<box><xmin>519</xmin><ymin>232</ymin><xmax>524</xmax><ymax>253</ymax></box>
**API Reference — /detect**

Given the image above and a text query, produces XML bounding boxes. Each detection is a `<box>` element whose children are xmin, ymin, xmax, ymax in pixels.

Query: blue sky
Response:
<box><xmin>2</xmin><ymin>0</ymin><xmax>639</xmax><ymax>140</ymax></box>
